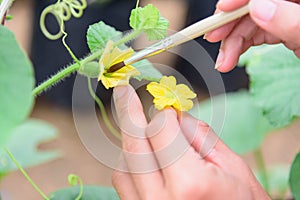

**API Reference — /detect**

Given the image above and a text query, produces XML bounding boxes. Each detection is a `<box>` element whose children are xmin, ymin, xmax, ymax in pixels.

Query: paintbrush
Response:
<box><xmin>107</xmin><ymin>4</ymin><xmax>249</xmax><ymax>73</ymax></box>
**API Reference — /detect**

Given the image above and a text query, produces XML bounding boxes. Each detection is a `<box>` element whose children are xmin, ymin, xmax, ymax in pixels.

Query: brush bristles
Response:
<box><xmin>107</xmin><ymin>61</ymin><xmax>126</xmax><ymax>73</ymax></box>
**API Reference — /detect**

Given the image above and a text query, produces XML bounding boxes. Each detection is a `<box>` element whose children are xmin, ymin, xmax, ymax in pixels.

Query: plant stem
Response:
<box><xmin>87</xmin><ymin>78</ymin><xmax>121</xmax><ymax>140</ymax></box>
<box><xmin>32</xmin><ymin>28</ymin><xmax>140</xmax><ymax>96</ymax></box>
<box><xmin>254</xmin><ymin>148</ymin><xmax>269</xmax><ymax>193</ymax></box>
<box><xmin>32</xmin><ymin>49</ymin><xmax>103</xmax><ymax>96</ymax></box>
<box><xmin>5</xmin><ymin>148</ymin><xmax>50</xmax><ymax>200</ymax></box>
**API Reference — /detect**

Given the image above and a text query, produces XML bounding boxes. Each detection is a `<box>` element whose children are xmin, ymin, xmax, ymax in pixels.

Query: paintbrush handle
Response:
<box><xmin>125</xmin><ymin>4</ymin><xmax>249</xmax><ymax>65</ymax></box>
<box><xmin>170</xmin><ymin>4</ymin><xmax>249</xmax><ymax>46</ymax></box>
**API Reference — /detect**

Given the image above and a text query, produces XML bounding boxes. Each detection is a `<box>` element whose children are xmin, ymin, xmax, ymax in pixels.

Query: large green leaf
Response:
<box><xmin>86</xmin><ymin>21</ymin><xmax>123</xmax><ymax>53</ymax></box>
<box><xmin>289</xmin><ymin>151</ymin><xmax>300</xmax><ymax>200</ymax></box>
<box><xmin>240</xmin><ymin>44</ymin><xmax>300</xmax><ymax>128</ymax></box>
<box><xmin>190</xmin><ymin>91</ymin><xmax>273</xmax><ymax>154</ymax></box>
<box><xmin>132</xmin><ymin>59</ymin><xmax>162</xmax><ymax>82</ymax></box>
<box><xmin>0</xmin><ymin>26</ymin><xmax>35</xmax><ymax>147</ymax></box>
<box><xmin>0</xmin><ymin>119</ymin><xmax>59</xmax><ymax>174</ymax></box>
<box><xmin>129</xmin><ymin>4</ymin><xmax>169</xmax><ymax>41</ymax></box>
<box><xmin>50</xmin><ymin>185</ymin><xmax>119</xmax><ymax>200</ymax></box>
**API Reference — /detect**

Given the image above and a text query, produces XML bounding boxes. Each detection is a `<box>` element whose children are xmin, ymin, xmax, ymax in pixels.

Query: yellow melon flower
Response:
<box><xmin>98</xmin><ymin>40</ymin><xmax>140</xmax><ymax>89</ymax></box>
<box><xmin>146</xmin><ymin>76</ymin><xmax>197</xmax><ymax>111</ymax></box>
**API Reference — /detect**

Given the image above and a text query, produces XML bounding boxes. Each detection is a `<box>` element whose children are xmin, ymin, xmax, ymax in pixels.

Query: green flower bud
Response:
<box><xmin>78</xmin><ymin>61</ymin><xmax>100</xmax><ymax>78</ymax></box>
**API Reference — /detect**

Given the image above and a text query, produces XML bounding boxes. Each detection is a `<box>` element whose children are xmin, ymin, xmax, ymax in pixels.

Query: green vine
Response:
<box><xmin>32</xmin><ymin>28</ymin><xmax>142</xmax><ymax>96</ymax></box>
<box><xmin>68</xmin><ymin>174</ymin><xmax>83</xmax><ymax>200</ymax></box>
<box><xmin>40</xmin><ymin>0</ymin><xmax>87</xmax><ymax>40</ymax></box>
<box><xmin>254</xmin><ymin>148</ymin><xmax>269</xmax><ymax>194</ymax></box>
<box><xmin>5</xmin><ymin>148</ymin><xmax>50</xmax><ymax>200</ymax></box>
<box><xmin>87</xmin><ymin>78</ymin><xmax>121</xmax><ymax>140</ymax></box>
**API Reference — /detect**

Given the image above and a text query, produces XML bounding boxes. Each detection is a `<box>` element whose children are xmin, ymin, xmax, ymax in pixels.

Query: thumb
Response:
<box><xmin>250</xmin><ymin>0</ymin><xmax>300</xmax><ymax>45</ymax></box>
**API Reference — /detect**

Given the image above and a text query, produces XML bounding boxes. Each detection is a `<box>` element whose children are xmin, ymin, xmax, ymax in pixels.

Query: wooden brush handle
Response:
<box><xmin>170</xmin><ymin>4</ymin><xmax>249</xmax><ymax>47</ymax></box>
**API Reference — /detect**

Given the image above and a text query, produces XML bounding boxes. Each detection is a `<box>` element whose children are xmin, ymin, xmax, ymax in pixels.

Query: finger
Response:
<box><xmin>112</xmin><ymin>171</ymin><xmax>140</xmax><ymax>200</ymax></box>
<box><xmin>179</xmin><ymin>113</ymin><xmax>248</xmax><ymax>174</ymax></box>
<box><xmin>205</xmin><ymin>20</ymin><xmax>239</xmax><ymax>43</ymax></box>
<box><xmin>113</xmin><ymin>85</ymin><xmax>163</xmax><ymax>198</ymax></box>
<box><xmin>146</xmin><ymin>109</ymin><xmax>203</xmax><ymax>179</ymax></box>
<box><xmin>215</xmin><ymin>16</ymin><xmax>258</xmax><ymax>72</ymax></box>
<box><xmin>205</xmin><ymin>8</ymin><xmax>242</xmax><ymax>42</ymax></box>
<box><xmin>112</xmin><ymin>157</ymin><xmax>139</xmax><ymax>200</ymax></box>
<box><xmin>217</xmin><ymin>0</ymin><xmax>249</xmax><ymax>12</ymax></box>
<box><xmin>250</xmin><ymin>0</ymin><xmax>300</xmax><ymax>46</ymax></box>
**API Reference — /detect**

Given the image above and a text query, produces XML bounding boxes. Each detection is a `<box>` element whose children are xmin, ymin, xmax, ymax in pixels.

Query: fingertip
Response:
<box><xmin>113</xmin><ymin>85</ymin><xmax>130</xmax><ymax>104</ymax></box>
<box><xmin>216</xmin><ymin>0</ymin><xmax>249</xmax><ymax>12</ymax></box>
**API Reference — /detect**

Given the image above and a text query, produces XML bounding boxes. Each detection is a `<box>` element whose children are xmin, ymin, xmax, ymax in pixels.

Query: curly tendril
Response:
<box><xmin>40</xmin><ymin>0</ymin><xmax>87</xmax><ymax>40</ymax></box>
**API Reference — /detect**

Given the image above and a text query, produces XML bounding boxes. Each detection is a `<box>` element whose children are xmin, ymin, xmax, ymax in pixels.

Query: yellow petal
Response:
<box><xmin>160</xmin><ymin>76</ymin><xmax>177</xmax><ymax>90</ymax></box>
<box><xmin>175</xmin><ymin>84</ymin><xmax>197</xmax><ymax>99</ymax></box>
<box><xmin>100</xmin><ymin>65</ymin><xmax>140</xmax><ymax>89</ymax></box>
<box><xmin>146</xmin><ymin>82</ymin><xmax>166</xmax><ymax>98</ymax></box>
<box><xmin>99</xmin><ymin>40</ymin><xmax>134</xmax><ymax>70</ymax></box>
<box><xmin>173</xmin><ymin>99</ymin><xmax>194</xmax><ymax>111</ymax></box>
<box><xmin>153</xmin><ymin>96</ymin><xmax>176</xmax><ymax>110</ymax></box>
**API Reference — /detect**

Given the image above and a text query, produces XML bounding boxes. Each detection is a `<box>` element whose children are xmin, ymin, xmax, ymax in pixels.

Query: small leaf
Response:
<box><xmin>132</xmin><ymin>59</ymin><xmax>162</xmax><ymax>82</ymax></box>
<box><xmin>129</xmin><ymin>4</ymin><xmax>169</xmax><ymax>41</ymax></box>
<box><xmin>0</xmin><ymin>26</ymin><xmax>35</xmax><ymax>148</ymax></box>
<box><xmin>50</xmin><ymin>185</ymin><xmax>119</xmax><ymax>200</ymax></box>
<box><xmin>190</xmin><ymin>90</ymin><xmax>273</xmax><ymax>154</ymax></box>
<box><xmin>289</xmin><ymin>151</ymin><xmax>300</xmax><ymax>200</ymax></box>
<box><xmin>0</xmin><ymin>119</ymin><xmax>60</xmax><ymax>173</ymax></box>
<box><xmin>86</xmin><ymin>21</ymin><xmax>123</xmax><ymax>52</ymax></box>
<box><xmin>240</xmin><ymin>44</ymin><xmax>300</xmax><ymax>128</ymax></box>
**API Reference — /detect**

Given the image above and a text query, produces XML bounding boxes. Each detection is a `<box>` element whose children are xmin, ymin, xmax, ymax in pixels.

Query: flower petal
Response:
<box><xmin>175</xmin><ymin>84</ymin><xmax>197</xmax><ymax>99</ymax></box>
<box><xmin>153</xmin><ymin>96</ymin><xmax>175</xmax><ymax>110</ymax></box>
<box><xmin>160</xmin><ymin>76</ymin><xmax>176</xmax><ymax>90</ymax></box>
<box><xmin>173</xmin><ymin>98</ymin><xmax>194</xmax><ymax>111</ymax></box>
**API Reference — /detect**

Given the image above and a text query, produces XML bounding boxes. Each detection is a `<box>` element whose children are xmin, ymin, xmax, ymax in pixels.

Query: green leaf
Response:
<box><xmin>255</xmin><ymin>166</ymin><xmax>289</xmax><ymax>198</ymax></box>
<box><xmin>0</xmin><ymin>26</ymin><xmax>35</xmax><ymax>147</ymax></box>
<box><xmin>50</xmin><ymin>185</ymin><xmax>119</xmax><ymax>200</ymax></box>
<box><xmin>0</xmin><ymin>119</ymin><xmax>60</xmax><ymax>173</ymax></box>
<box><xmin>190</xmin><ymin>90</ymin><xmax>273</xmax><ymax>154</ymax></box>
<box><xmin>86</xmin><ymin>21</ymin><xmax>123</xmax><ymax>52</ymax></box>
<box><xmin>240</xmin><ymin>44</ymin><xmax>300</xmax><ymax>128</ymax></box>
<box><xmin>289</xmin><ymin>151</ymin><xmax>300</xmax><ymax>200</ymax></box>
<box><xmin>132</xmin><ymin>59</ymin><xmax>162</xmax><ymax>82</ymax></box>
<box><xmin>129</xmin><ymin>4</ymin><xmax>169</xmax><ymax>41</ymax></box>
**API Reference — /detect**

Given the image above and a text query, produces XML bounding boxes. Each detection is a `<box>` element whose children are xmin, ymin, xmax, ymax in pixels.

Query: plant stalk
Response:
<box><xmin>32</xmin><ymin>27</ymin><xmax>141</xmax><ymax>96</ymax></box>
<box><xmin>254</xmin><ymin>148</ymin><xmax>269</xmax><ymax>193</ymax></box>
<box><xmin>5</xmin><ymin>148</ymin><xmax>50</xmax><ymax>200</ymax></box>
<box><xmin>32</xmin><ymin>49</ymin><xmax>103</xmax><ymax>96</ymax></box>
<box><xmin>87</xmin><ymin>78</ymin><xmax>121</xmax><ymax>140</ymax></box>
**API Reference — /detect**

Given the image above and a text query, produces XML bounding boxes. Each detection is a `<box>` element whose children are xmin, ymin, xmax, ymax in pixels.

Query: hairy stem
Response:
<box><xmin>5</xmin><ymin>148</ymin><xmax>50</xmax><ymax>200</ymax></box>
<box><xmin>87</xmin><ymin>78</ymin><xmax>121</xmax><ymax>140</ymax></box>
<box><xmin>33</xmin><ymin>24</ymin><xmax>141</xmax><ymax>96</ymax></box>
<box><xmin>254</xmin><ymin>148</ymin><xmax>269</xmax><ymax>193</ymax></box>
<box><xmin>32</xmin><ymin>49</ymin><xmax>103</xmax><ymax>96</ymax></box>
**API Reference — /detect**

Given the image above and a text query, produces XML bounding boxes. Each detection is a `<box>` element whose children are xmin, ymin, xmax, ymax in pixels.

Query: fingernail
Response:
<box><xmin>250</xmin><ymin>0</ymin><xmax>277</xmax><ymax>22</ymax></box>
<box><xmin>203</xmin><ymin>33</ymin><xmax>208</xmax><ymax>40</ymax></box>
<box><xmin>113</xmin><ymin>86</ymin><xmax>128</xmax><ymax>101</ymax></box>
<box><xmin>216</xmin><ymin>0</ymin><xmax>224</xmax><ymax>9</ymax></box>
<box><xmin>215</xmin><ymin>49</ymin><xmax>224</xmax><ymax>69</ymax></box>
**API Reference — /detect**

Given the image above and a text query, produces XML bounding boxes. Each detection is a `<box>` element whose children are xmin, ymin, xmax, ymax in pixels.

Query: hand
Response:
<box><xmin>112</xmin><ymin>85</ymin><xmax>270</xmax><ymax>200</ymax></box>
<box><xmin>205</xmin><ymin>0</ymin><xmax>300</xmax><ymax>72</ymax></box>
